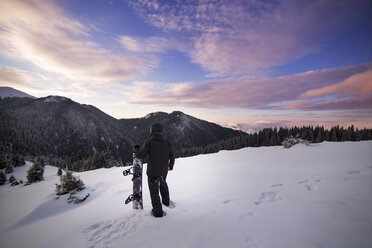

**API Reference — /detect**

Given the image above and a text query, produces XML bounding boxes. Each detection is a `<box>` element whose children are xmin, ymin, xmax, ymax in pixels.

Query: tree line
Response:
<box><xmin>176</xmin><ymin>125</ymin><xmax>372</xmax><ymax>158</ymax></box>
<box><xmin>1</xmin><ymin>124</ymin><xmax>371</xmax><ymax>171</ymax></box>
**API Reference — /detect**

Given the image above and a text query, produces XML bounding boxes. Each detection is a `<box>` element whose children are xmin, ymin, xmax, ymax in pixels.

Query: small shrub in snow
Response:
<box><xmin>11</xmin><ymin>180</ymin><xmax>20</xmax><ymax>186</ymax></box>
<box><xmin>55</xmin><ymin>169</ymin><xmax>89</xmax><ymax>204</ymax></box>
<box><xmin>57</xmin><ymin>167</ymin><xmax>63</xmax><ymax>176</ymax></box>
<box><xmin>0</xmin><ymin>171</ymin><xmax>6</xmax><ymax>185</ymax></box>
<box><xmin>27</xmin><ymin>162</ymin><xmax>44</xmax><ymax>183</ymax></box>
<box><xmin>11</xmin><ymin>154</ymin><xmax>25</xmax><ymax>167</ymax></box>
<box><xmin>34</xmin><ymin>157</ymin><xmax>45</xmax><ymax>167</ymax></box>
<box><xmin>5</xmin><ymin>164</ymin><xmax>13</xmax><ymax>174</ymax></box>
<box><xmin>282</xmin><ymin>136</ymin><xmax>309</xmax><ymax>148</ymax></box>
<box><xmin>56</xmin><ymin>170</ymin><xmax>85</xmax><ymax>194</ymax></box>
<box><xmin>8</xmin><ymin>175</ymin><xmax>15</xmax><ymax>184</ymax></box>
<box><xmin>67</xmin><ymin>192</ymin><xmax>90</xmax><ymax>204</ymax></box>
<box><xmin>9</xmin><ymin>175</ymin><xmax>20</xmax><ymax>186</ymax></box>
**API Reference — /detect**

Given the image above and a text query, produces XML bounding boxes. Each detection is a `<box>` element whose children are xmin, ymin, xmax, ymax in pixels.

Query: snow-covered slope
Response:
<box><xmin>0</xmin><ymin>86</ymin><xmax>35</xmax><ymax>98</ymax></box>
<box><xmin>1</xmin><ymin>141</ymin><xmax>372</xmax><ymax>248</ymax></box>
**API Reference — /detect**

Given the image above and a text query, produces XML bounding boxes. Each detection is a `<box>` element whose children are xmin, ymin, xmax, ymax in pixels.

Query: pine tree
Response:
<box><xmin>8</xmin><ymin>175</ymin><xmax>20</xmax><ymax>186</ymax></box>
<box><xmin>9</xmin><ymin>175</ymin><xmax>16</xmax><ymax>184</ymax></box>
<box><xmin>5</xmin><ymin>164</ymin><xmax>13</xmax><ymax>174</ymax></box>
<box><xmin>331</xmin><ymin>129</ymin><xmax>337</xmax><ymax>141</ymax></box>
<box><xmin>0</xmin><ymin>151</ymin><xmax>7</xmax><ymax>169</ymax></box>
<box><xmin>348</xmin><ymin>125</ymin><xmax>356</xmax><ymax>141</ymax></box>
<box><xmin>57</xmin><ymin>167</ymin><xmax>63</xmax><ymax>176</ymax></box>
<box><xmin>55</xmin><ymin>169</ymin><xmax>89</xmax><ymax>204</ymax></box>
<box><xmin>11</xmin><ymin>154</ymin><xmax>25</xmax><ymax>167</ymax></box>
<box><xmin>0</xmin><ymin>171</ymin><xmax>6</xmax><ymax>185</ymax></box>
<box><xmin>315</xmin><ymin>130</ymin><xmax>323</xmax><ymax>143</ymax></box>
<box><xmin>269</xmin><ymin>133</ymin><xmax>277</xmax><ymax>146</ymax></box>
<box><xmin>27</xmin><ymin>162</ymin><xmax>44</xmax><ymax>183</ymax></box>
<box><xmin>55</xmin><ymin>169</ymin><xmax>85</xmax><ymax>195</ymax></box>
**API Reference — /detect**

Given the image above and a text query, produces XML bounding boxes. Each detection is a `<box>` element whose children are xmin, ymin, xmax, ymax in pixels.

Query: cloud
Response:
<box><xmin>0</xmin><ymin>0</ymin><xmax>150</xmax><ymax>83</ymax></box>
<box><xmin>128</xmin><ymin>63</ymin><xmax>372</xmax><ymax>111</ymax></box>
<box><xmin>300</xmin><ymin>70</ymin><xmax>372</xmax><ymax>99</ymax></box>
<box><xmin>128</xmin><ymin>0</ymin><xmax>369</xmax><ymax>76</ymax></box>
<box><xmin>118</xmin><ymin>36</ymin><xmax>169</xmax><ymax>53</ymax></box>
<box><xmin>228</xmin><ymin>113</ymin><xmax>372</xmax><ymax>133</ymax></box>
<box><xmin>278</xmin><ymin>68</ymin><xmax>372</xmax><ymax>110</ymax></box>
<box><xmin>0</xmin><ymin>65</ymin><xmax>41</xmax><ymax>90</ymax></box>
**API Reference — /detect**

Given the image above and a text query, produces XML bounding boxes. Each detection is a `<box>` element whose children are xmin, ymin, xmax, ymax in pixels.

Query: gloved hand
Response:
<box><xmin>132</xmin><ymin>144</ymin><xmax>140</xmax><ymax>153</ymax></box>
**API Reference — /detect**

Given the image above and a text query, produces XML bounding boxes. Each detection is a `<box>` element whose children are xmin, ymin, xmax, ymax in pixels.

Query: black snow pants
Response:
<box><xmin>148</xmin><ymin>175</ymin><xmax>169</xmax><ymax>217</ymax></box>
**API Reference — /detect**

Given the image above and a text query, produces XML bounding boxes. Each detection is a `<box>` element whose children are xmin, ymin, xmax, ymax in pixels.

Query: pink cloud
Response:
<box><xmin>276</xmin><ymin>68</ymin><xmax>372</xmax><ymax>110</ymax></box>
<box><xmin>300</xmin><ymin>69</ymin><xmax>372</xmax><ymax>99</ymax></box>
<box><xmin>0</xmin><ymin>0</ymin><xmax>150</xmax><ymax>83</ymax></box>
<box><xmin>129</xmin><ymin>63</ymin><xmax>372</xmax><ymax>111</ymax></box>
<box><xmin>0</xmin><ymin>65</ymin><xmax>41</xmax><ymax>90</ymax></box>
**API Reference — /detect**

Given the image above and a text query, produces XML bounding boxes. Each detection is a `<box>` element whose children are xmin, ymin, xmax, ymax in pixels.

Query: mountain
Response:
<box><xmin>0</xmin><ymin>86</ymin><xmax>35</xmax><ymax>99</ymax></box>
<box><xmin>0</xmin><ymin>96</ymin><xmax>245</xmax><ymax>171</ymax></box>
<box><xmin>120</xmin><ymin>111</ymin><xmax>245</xmax><ymax>151</ymax></box>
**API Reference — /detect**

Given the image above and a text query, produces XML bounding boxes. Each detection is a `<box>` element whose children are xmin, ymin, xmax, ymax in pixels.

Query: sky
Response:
<box><xmin>0</xmin><ymin>0</ymin><xmax>371</xmax><ymax>132</ymax></box>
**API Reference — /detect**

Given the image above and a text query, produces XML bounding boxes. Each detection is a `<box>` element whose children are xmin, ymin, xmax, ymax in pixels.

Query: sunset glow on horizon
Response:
<box><xmin>0</xmin><ymin>0</ymin><xmax>371</xmax><ymax>132</ymax></box>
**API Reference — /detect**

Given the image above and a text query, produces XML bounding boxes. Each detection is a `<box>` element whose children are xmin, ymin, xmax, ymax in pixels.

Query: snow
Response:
<box><xmin>0</xmin><ymin>87</ymin><xmax>35</xmax><ymax>99</ymax></box>
<box><xmin>1</xmin><ymin>141</ymin><xmax>372</xmax><ymax>248</ymax></box>
<box><xmin>42</xmin><ymin>96</ymin><xmax>69</xmax><ymax>103</ymax></box>
<box><xmin>144</xmin><ymin>112</ymin><xmax>165</xmax><ymax>119</ymax></box>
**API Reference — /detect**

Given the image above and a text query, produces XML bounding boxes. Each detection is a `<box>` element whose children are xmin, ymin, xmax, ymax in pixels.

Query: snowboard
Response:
<box><xmin>124</xmin><ymin>146</ymin><xmax>143</xmax><ymax>209</ymax></box>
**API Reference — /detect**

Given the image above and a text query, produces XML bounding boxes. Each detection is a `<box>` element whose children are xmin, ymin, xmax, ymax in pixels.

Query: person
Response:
<box><xmin>135</xmin><ymin>122</ymin><xmax>175</xmax><ymax>217</ymax></box>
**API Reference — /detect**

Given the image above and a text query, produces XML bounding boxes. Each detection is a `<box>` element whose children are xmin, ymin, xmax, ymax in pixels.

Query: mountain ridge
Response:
<box><xmin>0</xmin><ymin>93</ymin><xmax>245</xmax><ymax>171</ymax></box>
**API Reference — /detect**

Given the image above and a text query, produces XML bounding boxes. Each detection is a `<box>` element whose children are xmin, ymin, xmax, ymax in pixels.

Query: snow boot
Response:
<box><xmin>151</xmin><ymin>209</ymin><xmax>166</xmax><ymax>218</ymax></box>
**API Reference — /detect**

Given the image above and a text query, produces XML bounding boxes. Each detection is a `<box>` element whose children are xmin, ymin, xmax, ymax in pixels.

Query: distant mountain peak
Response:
<box><xmin>0</xmin><ymin>86</ymin><xmax>35</xmax><ymax>99</ymax></box>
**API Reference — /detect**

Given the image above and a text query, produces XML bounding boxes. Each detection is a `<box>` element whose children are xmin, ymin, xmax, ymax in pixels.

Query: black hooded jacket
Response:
<box><xmin>136</xmin><ymin>133</ymin><xmax>175</xmax><ymax>177</ymax></box>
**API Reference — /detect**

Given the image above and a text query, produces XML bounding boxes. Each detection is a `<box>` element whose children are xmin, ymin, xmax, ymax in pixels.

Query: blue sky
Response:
<box><xmin>0</xmin><ymin>0</ymin><xmax>371</xmax><ymax>132</ymax></box>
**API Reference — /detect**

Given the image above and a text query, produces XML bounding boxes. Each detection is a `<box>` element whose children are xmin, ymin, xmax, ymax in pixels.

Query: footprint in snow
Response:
<box><xmin>223</xmin><ymin>199</ymin><xmax>236</xmax><ymax>204</ymax></box>
<box><xmin>346</xmin><ymin>170</ymin><xmax>360</xmax><ymax>175</ymax></box>
<box><xmin>239</xmin><ymin>212</ymin><xmax>254</xmax><ymax>222</ymax></box>
<box><xmin>298</xmin><ymin>180</ymin><xmax>321</xmax><ymax>191</ymax></box>
<box><xmin>244</xmin><ymin>236</ymin><xmax>258</xmax><ymax>248</ymax></box>
<box><xmin>271</xmin><ymin>183</ymin><xmax>284</xmax><ymax>188</ymax></box>
<box><xmin>298</xmin><ymin>180</ymin><xmax>309</xmax><ymax>184</ymax></box>
<box><xmin>254</xmin><ymin>192</ymin><xmax>282</xmax><ymax>206</ymax></box>
<box><xmin>83</xmin><ymin>213</ymin><xmax>144</xmax><ymax>247</ymax></box>
<box><xmin>303</xmin><ymin>184</ymin><xmax>314</xmax><ymax>191</ymax></box>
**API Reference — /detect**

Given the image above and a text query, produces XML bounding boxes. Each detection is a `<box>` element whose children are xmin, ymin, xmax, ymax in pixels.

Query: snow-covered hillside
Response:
<box><xmin>1</xmin><ymin>141</ymin><xmax>372</xmax><ymax>248</ymax></box>
<box><xmin>0</xmin><ymin>87</ymin><xmax>35</xmax><ymax>98</ymax></box>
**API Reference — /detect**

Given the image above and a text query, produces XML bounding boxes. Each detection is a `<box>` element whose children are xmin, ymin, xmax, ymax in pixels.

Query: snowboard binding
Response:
<box><xmin>122</xmin><ymin>167</ymin><xmax>142</xmax><ymax>179</ymax></box>
<box><xmin>125</xmin><ymin>193</ymin><xmax>142</xmax><ymax>204</ymax></box>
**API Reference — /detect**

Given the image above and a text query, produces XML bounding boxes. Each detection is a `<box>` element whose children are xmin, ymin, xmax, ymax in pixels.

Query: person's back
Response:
<box><xmin>145</xmin><ymin>132</ymin><xmax>174</xmax><ymax>177</ymax></box>
<box><xmin>136</xmin><ymin>122</ymin><xmax>175</xmax><ymax>217</ymax></box>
